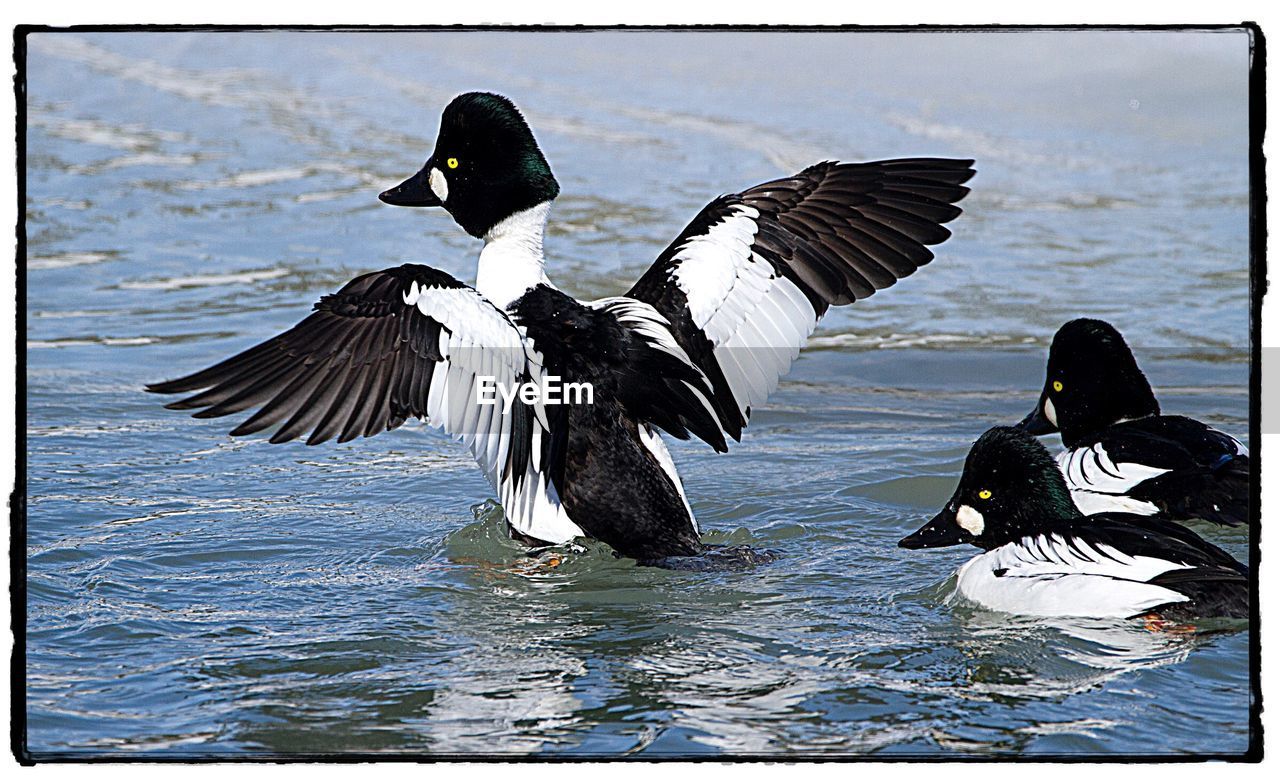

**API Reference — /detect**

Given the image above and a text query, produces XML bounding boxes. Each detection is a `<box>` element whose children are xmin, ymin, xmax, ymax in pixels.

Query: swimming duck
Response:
<box><xmin>148</xmin><ymin>91</ymin><xmax>974</xmax><ymax>563</ymax></box>
<box><xmin>900</xmin><ymin>426</ymin><xmax>1248</xmax><ymax>620</ymax></box>
<box><xmin>1018</xmin><ymin>318</ymin><xmax>1250</xmax><ymax>526</ymax></box>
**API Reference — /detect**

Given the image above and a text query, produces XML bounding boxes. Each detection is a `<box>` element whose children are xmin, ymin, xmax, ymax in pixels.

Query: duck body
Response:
<box><xmin>901</xmin><ymin>427</ymin><xmax>1248</xmax><ymax>622</ymax></box>
<box><xmin>952</xmin><ymin>513</ymin><xmax>1247</xmax><ymax>620</ymax></box>
<box><xmin>1019</xmin><ymin>318</ymin><xmax>1250</xmax><ymax>527</ymax></box>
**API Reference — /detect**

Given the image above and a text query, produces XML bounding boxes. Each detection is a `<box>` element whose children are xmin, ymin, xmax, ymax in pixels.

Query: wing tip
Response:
<box><xmin>145</xmin><ymin>378</ymin><xmax>198</xmax><ymax>395</ymax></box>
<box><xmin>267</xmin><ymin>429</ymin><xmax>301</xmax><ymax>445</ymax></box>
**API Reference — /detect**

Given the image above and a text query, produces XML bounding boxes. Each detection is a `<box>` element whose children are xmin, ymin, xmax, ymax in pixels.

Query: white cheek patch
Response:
<box><xmin>428</xmin><ymin>167</ymin><xmax>448</xmax><ymax>202</ymax></box>
<box><xmin>956</xmin><ymin>504</ymin><xmax>985</xmax><ymax>536</ymax></box>
<box><xmin>1044</xmin><ymin>395</ymin><xmax>1058</xmax><ymax>427</ymax></box>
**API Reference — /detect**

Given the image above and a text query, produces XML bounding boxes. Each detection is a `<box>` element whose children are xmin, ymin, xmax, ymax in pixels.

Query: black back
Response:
<box><xmin>1074</xmin><ymin>513</ymin><xmax>1248</xmax><ymax>619</ymax></box>
<box><xmin>510</xmin><ymin>286</ymin><xmax>723</xmax><ymax>558</ymax></box>
<box><xmin>1100</xmin><ymin>416</ymin><xmax>1250</xmax><ymax>526</ymax></box>
<box><xmin>1060</xmin><ymin>512</ymin><xmax>1245</xmax><ymax>574</ymax></box>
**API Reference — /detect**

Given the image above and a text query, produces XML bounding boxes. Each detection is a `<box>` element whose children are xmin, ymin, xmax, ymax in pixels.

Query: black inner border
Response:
<box><xmin>9</xmin><ymin>21</ymin><xmax>1266</xmax><ymax>765</ymax></box>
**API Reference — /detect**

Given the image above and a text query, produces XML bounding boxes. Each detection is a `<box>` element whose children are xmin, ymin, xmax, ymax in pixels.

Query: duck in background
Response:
<box><xmin>1018</xmin><ymin>318</ymin><xmax>1250</xmax><ymax>527</ymax></box>
<box><xmin>899</xmin><ymin>427</ymin><xmax>1248</xmax><ymax>621</ymax></box>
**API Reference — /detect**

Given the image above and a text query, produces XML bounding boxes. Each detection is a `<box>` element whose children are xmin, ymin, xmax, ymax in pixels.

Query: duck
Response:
<box><xmin>147</xmin><ymin>91</ymin><xmax>974</xmax><ymax>564</ymax></box>
<box><xmin>1018</xmin><ymin>318</ymin><xmax>1250</xmax><ymax>526</ymax></box>
<box><xmin>899</xmin><ymin>426</ymin><xmax>1248</xmax><ymax>621</ymax></box>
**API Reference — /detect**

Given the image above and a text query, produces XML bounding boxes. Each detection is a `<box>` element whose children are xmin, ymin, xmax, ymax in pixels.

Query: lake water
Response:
<box><xmin>20</xmin><ymin>29</ymin><xmax>1255</xmax><ymax>758</ymax></box>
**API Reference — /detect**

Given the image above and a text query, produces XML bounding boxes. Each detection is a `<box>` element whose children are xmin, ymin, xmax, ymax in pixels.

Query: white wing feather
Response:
<box><xmin>406</xmin><ymin>283</ymin><xmax>584</xmax><ymax>543</ymax></box>
<box><xmin>665</xmin><ymin>206</ymin><xmax>818</xmax><ymax>425</ymax></box>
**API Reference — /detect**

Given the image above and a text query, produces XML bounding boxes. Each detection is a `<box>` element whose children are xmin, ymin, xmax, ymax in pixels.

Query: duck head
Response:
<box><xmin>1018</xmin><ymin>318</ymin><xmax>1159</xmax><ymax>448</ymax></box>
<box><xmin>899</xmin><ymin>426</ymin><xmax>1079</xmax><ymax>551</ymax></box>
<box><xmin>379</xmin><ymin>92</ymin><xmax>559</xmax><ymax>238</ymax></box>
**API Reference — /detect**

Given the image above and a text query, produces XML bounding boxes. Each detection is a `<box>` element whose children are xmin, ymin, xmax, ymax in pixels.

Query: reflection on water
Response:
<box><xmin>948</xmin><ymin>611</ymin><xmax>1198</xmax><ymax>695</ymax></box>
<box><xmin>22</xmin><ymin>29</ymin><xmax>1253</xmax><ymax>758</ymax></box>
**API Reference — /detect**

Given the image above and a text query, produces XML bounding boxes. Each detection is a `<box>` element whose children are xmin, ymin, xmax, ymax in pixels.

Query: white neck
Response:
<box><xmin>475</xmin><ymin>201</ymin><xmax>553</xmax><ymax>309</ymax></box>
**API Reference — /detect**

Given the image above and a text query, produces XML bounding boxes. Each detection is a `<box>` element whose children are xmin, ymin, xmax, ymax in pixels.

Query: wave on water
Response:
<box><xmin>28</xmin><ymin>34</ymin><xmax>327</xmax><ymax>114</ymax></box>
<box><xmin>117</xmin><ymin>267</ymin><xmax>290</xmax><ymax>291</ymax></box>
<box><xmin>27</xmin><ymin>251</ymin><xmax>118</xmax><ymax>270</ymax></box>
<box><xmin>886</xmin><ymin>112</ymin><xmax>1106</xmax><ymax>173</ymax></box>
<box><xmin>177</xmin><ymin>163</ymin><xmax>358</xmax><ymax>191</ymax></box>
<box><xmin>28</xmin><ymin>113</ymin><xmax>189</xmax><ymax>152</ymax></box>
<box><xmin>807</xmin><ymin>331</ymin><xmax>1042</xmax><ymax>350</ymax></box>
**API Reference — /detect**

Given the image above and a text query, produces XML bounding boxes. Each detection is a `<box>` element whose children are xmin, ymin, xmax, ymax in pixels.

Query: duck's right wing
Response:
<box><xmin>1095</xmin><ymin>416</ymin><xmax>1249</xmax><ymax>470</ymax></box>
<box><xmin>146</xmin><ymin>264</ymin><xmax>582</xmax><ymax>543</ymax></box>
<box><xmin>625</xmin><ymin>159</ymin><xmax>974</xmax><ymax>445</ymax></box>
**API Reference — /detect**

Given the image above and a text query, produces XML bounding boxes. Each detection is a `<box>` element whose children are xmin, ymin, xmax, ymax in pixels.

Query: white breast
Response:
<box><xmin>475</xmin><ymin>202</ymin><xmax>552</xmax><ymax>309</ymax></box>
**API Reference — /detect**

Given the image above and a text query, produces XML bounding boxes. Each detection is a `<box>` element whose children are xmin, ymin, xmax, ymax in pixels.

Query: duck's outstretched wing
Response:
<box><xmin>146</xmin><ymin>263</ymin><xmax>583</xmax><ymax>543</ymax></box>
<box><xmin>625</xmin><ymin>158</ymin><xmax>975</xmax><ymax>444</ymax></box>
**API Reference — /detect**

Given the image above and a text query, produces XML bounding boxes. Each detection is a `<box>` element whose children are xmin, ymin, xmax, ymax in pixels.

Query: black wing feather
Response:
<box><xmin>146</xmin><ymin>264</ymin><xmax>464</xmax><ymax>445</ymax></box>
<box><xmin>1146</xmin><ymin>567</ymin><xmax>1249</xmax><ymax>620</ymax></box>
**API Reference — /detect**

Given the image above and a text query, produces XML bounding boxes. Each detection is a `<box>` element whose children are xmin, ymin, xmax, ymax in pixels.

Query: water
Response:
<box><xmin>21</xmin><ymin>30</ymin><xmax>1254</xmax><ymax>758</ymax></box>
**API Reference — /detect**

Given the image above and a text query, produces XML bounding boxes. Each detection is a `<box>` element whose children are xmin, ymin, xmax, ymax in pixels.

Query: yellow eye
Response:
<box><xmin>1052</xmin><ymin>380</ymin><xmax>1063</xmax><ymax>392</ymax></box>
<box><xmin>978</xmin><ymin>489</ymin><xmax>992</xmax><ymax>500</ymax></box>
<box><xmin>446</xmin><ymin>157</ymin><xmax>459</xmax><ymax>169</ymax></box>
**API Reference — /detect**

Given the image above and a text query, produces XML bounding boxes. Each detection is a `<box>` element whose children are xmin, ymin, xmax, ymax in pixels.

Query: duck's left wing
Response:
<box><xmin>147</xmin><ymin>264</ymin><xmax>581</xmax><ymax>543</ymax></box>
<box><xmin>626</xmin><ymin>159</ymin><xmax>974</xmax><ymax>444</ymax></box>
